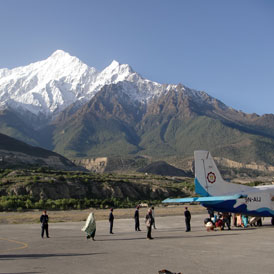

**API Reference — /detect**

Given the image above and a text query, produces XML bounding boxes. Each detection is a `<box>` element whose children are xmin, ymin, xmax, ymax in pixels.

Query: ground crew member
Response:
<box><xmin>184</xmin><ymin>207</ymin><xmax>191</xmax><ymax>232</ymax></box>
<box><xmin>151</xmin><ymin>206</ymin><xmax>156</xmax><ymax>229</ymax></box>
<box><xmin>134</xmin><ymin>205</ymin><xmax>141</xmax><ymax>231</ymax></box>
<box><xmin>145</xmin><ymin>208</ymin><xmax>154</xmax><ymax>240</ymax></box>
<box><xmin>109</xmin><ymin>208</ymin><xmax>114</xmax><ymax>234</ymax></box>
<box><xmin>222</xmin><ymin>212</ymin><xmax>231</xmax><ymax>230</ymax></box>
<box><xmin>40</xmin><ymin>210</ymin><xmax>49</xmax><ymax>238</ymax></box>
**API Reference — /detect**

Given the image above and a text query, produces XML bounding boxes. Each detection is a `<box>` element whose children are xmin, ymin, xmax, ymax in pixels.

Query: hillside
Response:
<box><xmin>137</xmin><ymin>161</ymin><xmax>192</xmax><ymax>177</ymax></box>
<box><xmin>0</xmin><ymin>169</ymin><xmax>194</xmax><ymax>211</ymax></box>
<box><xmin>0</xmin><ymin>133</ymin><xmax>79</xmax><ymax>170</ymax></box>
<box><xmin>47</xmin><ymin>84</ymin><xmax>274</xmax><ymax>167</ymax></box>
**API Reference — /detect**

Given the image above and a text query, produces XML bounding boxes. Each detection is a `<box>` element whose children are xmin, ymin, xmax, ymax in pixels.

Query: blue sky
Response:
<box><xmin>0</xmin><ymin>0</ymin><xmax>273</xmax><ymax>115</ymax></box>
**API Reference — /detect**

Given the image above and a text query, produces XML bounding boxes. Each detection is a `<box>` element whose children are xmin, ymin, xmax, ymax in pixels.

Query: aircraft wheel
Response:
<box><xmin>271</xmin><ymin>217</ymin><xmax>274</xmax><ymax>226</ymax></box>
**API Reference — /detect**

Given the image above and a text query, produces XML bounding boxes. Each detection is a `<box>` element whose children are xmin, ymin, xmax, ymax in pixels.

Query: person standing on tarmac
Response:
<box><xmin>145</xmin><ymin>208</ymin><xmax>154</xmax><ymax>240</ymax></box>
<box><xmin>40</xmin><ymin>210</ymin><xmax>49</xmax><ymax>238</ymax></box>
<box><xmin>184</xmin><ymin>207</ymin><xmax>191</xmax><ymax>232</ymax></box>
<box><xmin>222</xmin><ymin>212</ymin><xmax>231</xmax><ymax>230</ymax></box>
<box><xmin>151</xmin><ymin>206</ymin><xmax>156</xmax><ymax>229</ymax></box>
<box><xmin>109</xmin><ymin>208</ymin><xmax>114</xmax><ymax>234</ymax></box>
<box><xmin>134</xmin><ymin>205</ymin><xmax>141</xmax><ymax>231</ymax></box>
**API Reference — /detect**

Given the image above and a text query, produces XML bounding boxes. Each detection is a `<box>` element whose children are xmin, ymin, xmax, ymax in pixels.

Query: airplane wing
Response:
<box><xmin>162</xmin><ymin>194</ymin><xmax>247</xmax><ymax>204</ymax></box>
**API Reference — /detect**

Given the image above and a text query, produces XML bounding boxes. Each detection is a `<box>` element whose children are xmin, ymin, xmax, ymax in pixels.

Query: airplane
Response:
<box><xmin>163</xmin><ymin>150</ymin><xmax>274</xmax><ymax>224</ymax></box>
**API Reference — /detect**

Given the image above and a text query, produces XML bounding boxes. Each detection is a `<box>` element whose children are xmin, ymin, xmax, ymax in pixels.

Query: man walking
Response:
<box><xmin>40</xmin><ymin>210</ymin><xmax>49</xmax><ymax>238</ymax></box>
<box><xmin>134</xmin><ymin>205</ymin><xmax>141</xmax><ymax>231</ymax></box>
<box><xmin>109</xmin><ymin>208</ymin><xmax>114</xmax><ymax>234</ymax></box>
<box><xmin>184</xmin><ymin>207</ymin><xmax>191</xmax><ymax>232</ymax></box>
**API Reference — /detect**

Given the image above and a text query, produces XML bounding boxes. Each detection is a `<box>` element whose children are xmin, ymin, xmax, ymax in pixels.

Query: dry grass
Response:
<box><xmin>0</xmin><ymin>205</ymin><xmax>206</xmax><ymax>224</ymax></box>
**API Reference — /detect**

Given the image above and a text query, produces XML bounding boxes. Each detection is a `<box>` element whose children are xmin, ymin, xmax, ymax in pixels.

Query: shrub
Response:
<box><xmin>0</xmin><ymin>195</ymin><xmax>161</xmax><ymax>211</ymax></box>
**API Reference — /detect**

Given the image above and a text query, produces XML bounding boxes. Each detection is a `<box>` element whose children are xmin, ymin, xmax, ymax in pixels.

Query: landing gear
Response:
<box><xmin>271</xmin><ymin>217</ymin><xmax>274</xmax><ymax>226</ymax></box>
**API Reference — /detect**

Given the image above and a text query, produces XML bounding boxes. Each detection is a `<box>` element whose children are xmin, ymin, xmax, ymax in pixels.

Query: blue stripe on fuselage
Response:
<box><xmin>201</xmin><ymin>200</ymin><xmax>274</xmax><ymax>217</ymax></box>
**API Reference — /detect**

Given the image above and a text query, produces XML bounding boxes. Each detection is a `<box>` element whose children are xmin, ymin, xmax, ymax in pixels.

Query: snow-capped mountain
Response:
<box><xmin>2</xmin><ymin>50</ymin><xmax>274</xmax><ymax>168</ymax></box>
<box><xmin>0</xmin><ymin>50</ymin><xmax>203</xmax><ymax>118</ymax></box>
<box><xmin>0</xmin><ymin>50</ymin><xmax>96</xmax><ymax>116</ymax></box>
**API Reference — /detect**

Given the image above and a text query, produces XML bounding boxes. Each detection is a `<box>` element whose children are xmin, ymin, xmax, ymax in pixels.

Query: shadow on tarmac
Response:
<box><xmin>97</xmin><ymin>237</ymin><xmax>143</xmax><ymax>242</ymax></box>
<box><xmin>157</xmin><ymin>233</ymin><xmax>240</xmax><ymax>240</ymax></box>
<box><xmin>0</xmin><ymin>272</ymin><xmax>42</xmax><ymax>274</ymax></box>
<box><xmin>97</xmin><ymin>232</ymin><xmax>240</xmax><ymax>242</ymax></box>
<box><xmin>0</xmin><ymin>252</ymin><xmax>103</xmax><ymax>260</ymax></box>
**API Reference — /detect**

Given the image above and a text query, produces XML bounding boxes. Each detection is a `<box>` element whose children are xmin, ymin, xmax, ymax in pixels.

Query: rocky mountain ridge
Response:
<box><xmin>0</xmin><ymin>50</ymin><xmax>180</xmax><ymax>119</ymax></box>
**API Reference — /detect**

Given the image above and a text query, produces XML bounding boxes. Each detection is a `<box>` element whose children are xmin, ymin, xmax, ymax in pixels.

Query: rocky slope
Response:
<box><xmin>0</xmin><ymin>133</ymin><xmax>79</xmax><ymax>170</ymax></box>
<box><xmin>137</xmin><ymin>161</ymin><xmax>192</xmax><ymax>177</ymax></box>
<box><xmin>0</xmin><ymin>170</ymin><xmax>192</xmax><ymax>201</ymax></box>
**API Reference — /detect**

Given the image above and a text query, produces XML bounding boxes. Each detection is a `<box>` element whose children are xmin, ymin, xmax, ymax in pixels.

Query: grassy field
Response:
<box><xmin>0</xmin><ymin>205</ymin><xmax>207</xmax><ymax>224</ymax></box>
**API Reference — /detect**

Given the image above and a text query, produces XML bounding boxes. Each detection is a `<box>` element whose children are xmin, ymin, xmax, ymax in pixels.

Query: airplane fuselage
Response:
<box><xmin>202</xmin><ymin>186</ymin><xmax>274</xmax><ymax>217</ymax></box>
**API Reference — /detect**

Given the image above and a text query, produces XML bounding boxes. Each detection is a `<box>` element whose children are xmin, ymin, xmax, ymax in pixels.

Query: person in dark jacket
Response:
<box><xmin>40</xmin><ymin>210</ymin><xmax>49</xmax><ymax>238</ymax></box>
<box><xmin>184</xmin><ymin>207</ymin><xmax>191</xmax><ymax>232</ymax></box>
<box><xmin>134</xmin><ymin>205</ymin><xmax>141</xmax><ymax>231</ymax></box>
<box><xmin>109</xmin><ymin>208</ymin><xmax>114</xmax><ymax>234</ymax></box>
<box><xmin>208</xmin><ymin>208</ymin><xmax>214</xmax><ymax>218</ymax></box>
<box><xmin>151</xmin><ymin>206</ymin><xmax>156</xmax><ymax>229</ymax></box>
<box><xmin>222</xmin><ymin>212</ymin><xmax>231</xmax><ymax>230</ymax></box>
<box><xmin>145</xmin><ymin>208</ymin><xmax>154</xmax><ymax>240</ymax></box>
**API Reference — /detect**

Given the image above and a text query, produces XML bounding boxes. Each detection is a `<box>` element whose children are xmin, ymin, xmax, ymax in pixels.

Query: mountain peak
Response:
<box><xmin>109</xmin><ymin>60</ymin><xmax>120</xmax><ymax>67</ymax></box>
<box><xmin>101</xmin><ymin>60</ymin><xmax>134</xmax><ymax>78</ymax></box>
<box><xmin>46</xmin><ymin>50</ymin><xmax>82</xmax><ymax>66</ymax></box>
<box><xmin>50</xmin><ymin>49</ymin><xmax>72</xmax><ymax>58</ymax></box>
<box><xmin>106</xmin><ymin>59</ymin><xmax>132</xmax><ymax>70</ymax></box>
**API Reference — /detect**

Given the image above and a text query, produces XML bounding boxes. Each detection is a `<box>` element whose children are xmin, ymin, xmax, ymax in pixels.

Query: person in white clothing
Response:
<box><xmin>81</xmin><ymin>212</ymin><xmax>96</xmax><ymax>240</ymax></box>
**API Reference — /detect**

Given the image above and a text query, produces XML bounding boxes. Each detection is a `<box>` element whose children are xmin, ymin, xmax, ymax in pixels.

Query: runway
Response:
<box><xmin>1</xmin><ymin>214</ymin><xmax>274</xmax><ymax>274</ymax></box>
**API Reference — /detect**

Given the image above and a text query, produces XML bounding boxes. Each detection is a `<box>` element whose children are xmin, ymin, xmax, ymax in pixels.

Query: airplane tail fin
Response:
<box><xmin>194</xmin><ymin>151</ymin><xmax>251</xmax><ymax>196</ymax></box>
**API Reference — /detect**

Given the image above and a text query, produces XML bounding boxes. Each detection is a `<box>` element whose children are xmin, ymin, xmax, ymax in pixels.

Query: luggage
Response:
<box><xmin>215</xmin><ymin>219</ymin><xmax>223</xmax><ymax>229</ymax></box>
<box><xmin>250</xmin><ymin>217</ymin><xmax>260</xmax><ymax>225</ymax></box>
<box><xmin>205</xmin><ymin>221</ymin><xmax>214</xmax><ymax>231</ymax></box>
<box><xmin>204</xmin><ymin>218</ymin><xmax>211</xmax><ymax>224</ymax></box>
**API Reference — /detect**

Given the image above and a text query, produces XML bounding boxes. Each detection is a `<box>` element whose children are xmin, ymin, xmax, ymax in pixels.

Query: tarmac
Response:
<box><xmin>1</xmin><ymin>213</ymin><xmax>274</xmax><ymax>274</ymax></box>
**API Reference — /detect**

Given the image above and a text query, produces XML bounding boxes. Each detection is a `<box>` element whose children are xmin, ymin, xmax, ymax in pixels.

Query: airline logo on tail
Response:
<box><xmin>207</xmin><ymin>172</ymin><xmax>216</xmax><ymax>184</ymax></box>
